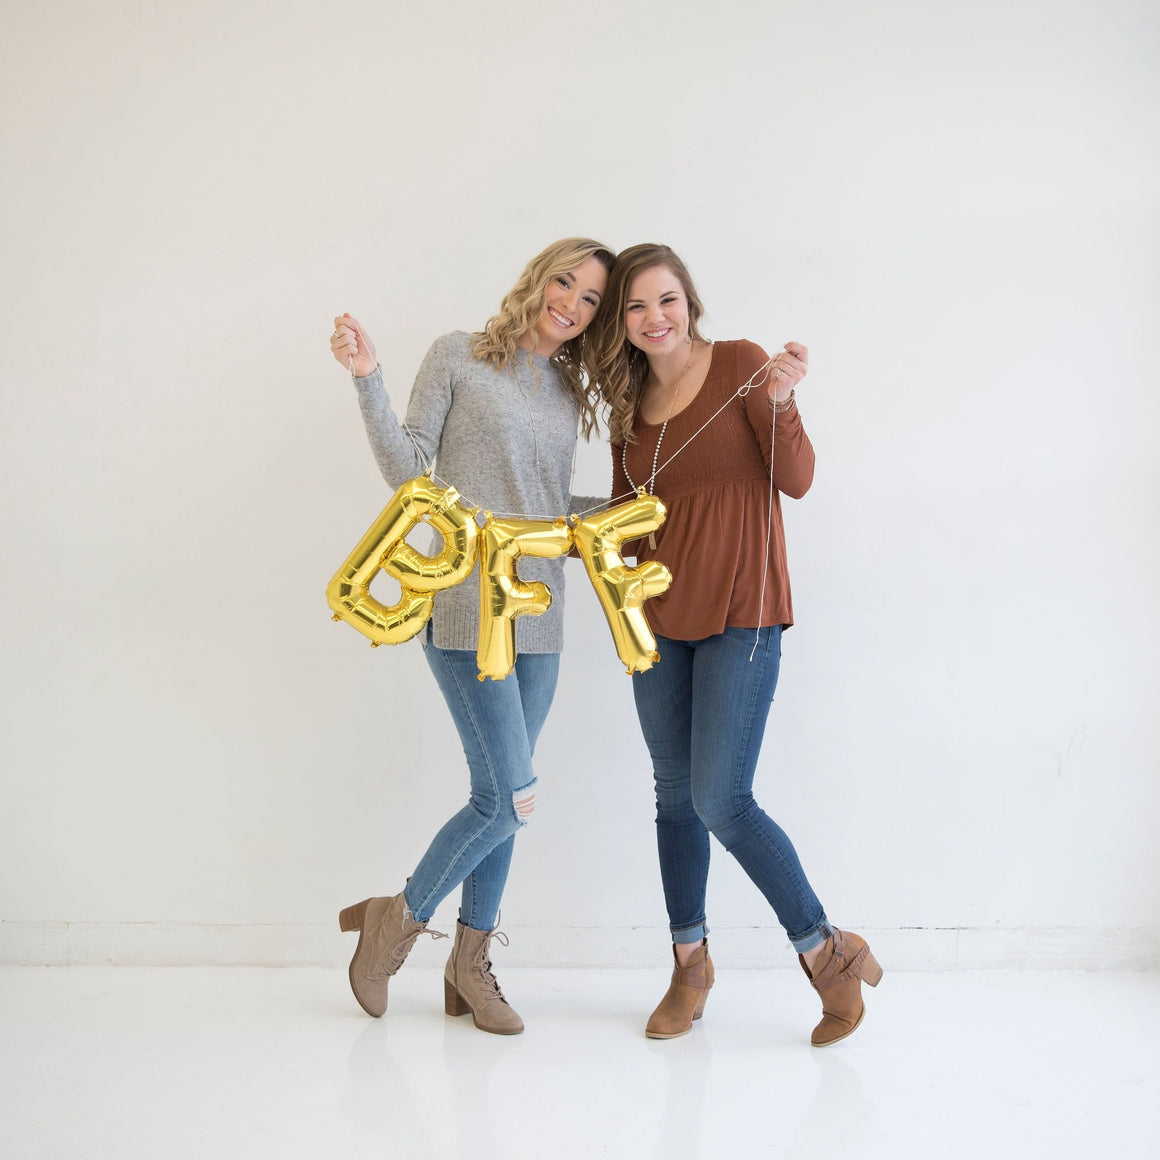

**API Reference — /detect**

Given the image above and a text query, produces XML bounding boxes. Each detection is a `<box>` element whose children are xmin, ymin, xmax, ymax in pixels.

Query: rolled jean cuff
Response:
<box><xmin>790</xmin><ymin>918</ymin><xmax>833</xmax><ymax>956</ymax></box>
<box><xmin>671</xmin><ymin>921</ymin><xmax>709</xmax><ymax>945</ymax></box>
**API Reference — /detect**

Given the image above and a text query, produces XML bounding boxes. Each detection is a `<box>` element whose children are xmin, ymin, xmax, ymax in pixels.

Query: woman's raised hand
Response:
<box><xmin>330</xmin><ymin>313</ymin><xmax>378</xmax><ymax>378</ymax></box>
<box><xmin>767</xmin><ymin>342</ymin><xmax>808</xmax><ymax>403</ymax></box>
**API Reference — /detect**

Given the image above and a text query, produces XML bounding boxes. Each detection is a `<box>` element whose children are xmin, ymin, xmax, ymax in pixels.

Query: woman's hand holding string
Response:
<box><xmin>330</xmin><ymin>313</ymin><xmax>378</xmax><ymax>378</ymax></box>
<box><xmin>767</xmin><ymin>342</ymin><xmax>808</xmax><ymax>406</ymax></box>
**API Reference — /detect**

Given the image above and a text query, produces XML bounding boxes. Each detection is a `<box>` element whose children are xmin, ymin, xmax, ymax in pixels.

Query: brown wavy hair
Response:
<box><xmin>471</xmin><ymin>237</ymin><xmax>616</xmax><ymax>440</ymax></box>
<box><xmin>589</xmin><ymin>243</ymin><xmax>709</xmax><ymax>446</ymax></box>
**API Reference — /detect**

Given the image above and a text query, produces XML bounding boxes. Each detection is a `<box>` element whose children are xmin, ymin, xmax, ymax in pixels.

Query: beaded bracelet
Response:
<box><xmin>769</xmin><ymin>389</ymin><xmax>796</xmax><ymax>413</ymax></box>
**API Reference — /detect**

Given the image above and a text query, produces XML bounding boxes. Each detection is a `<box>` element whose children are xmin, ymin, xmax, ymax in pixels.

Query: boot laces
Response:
<box><xmin>368</xmin><ymin>913</ymin><xmax>447</xmax><ymax>980</ymax></box>
<box><xmin>474</xmin><ymin>928</ymin><xmax>510</xmax><ymax>1000</ymax></box>
<box><xmin>388</xmin><ymin>916</ymin><xmax>448</xmax><ymax>971</ymax></box>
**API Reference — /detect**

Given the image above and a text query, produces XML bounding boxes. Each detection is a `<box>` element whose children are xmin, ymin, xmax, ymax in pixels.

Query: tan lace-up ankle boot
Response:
<box><xmin>645</xmin><ymin>940</ymin><xmax>714</xmax><ymax>1039</ymax></box>
<box><xmin>443</xmin><ymin>921</ymin><xmax>524</xmax><ymax>1035</ymax></box>
<box><xmin>339</xmin><ymin>892</ymin><xmax>446</xmax><ymax>1018</ymax></box>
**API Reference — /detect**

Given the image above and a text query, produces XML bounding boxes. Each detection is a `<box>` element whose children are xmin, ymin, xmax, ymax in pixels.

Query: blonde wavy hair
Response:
<box><xmin>472</xmin><ymin>237</ymin><xmax>616</xmax><ymax>440</ymax></box>
<box><xmin>589</xmin><ymin>244</ymin><xmax>709</xmax><ymax>446</ymax></box>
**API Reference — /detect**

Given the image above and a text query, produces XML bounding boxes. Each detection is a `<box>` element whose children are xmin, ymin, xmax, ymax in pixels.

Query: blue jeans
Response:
<box><xmin>632</xmin><ymin>626</ymin><xmax>831</xmax><ymax>955</ymax></box>
<box><xmin>402</xmin><ymin>624</ymin><xmax>560</xmax><ymax>931</ymax></box>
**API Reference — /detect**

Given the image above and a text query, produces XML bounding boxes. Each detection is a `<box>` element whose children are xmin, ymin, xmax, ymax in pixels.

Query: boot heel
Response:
<box><xmin>339</xmin><ymin>899</ymin><xmax>371</xmax><ymax>932</ymax></box>
<box><xmin>862</xmin><ymin>951</ymin><xmax>884</xmax><ymax>987</ymax></box>
<box><xmin>444</xmin><ymin>977</ymin><xmax>471</xmax><ymax>1017</ymax></box>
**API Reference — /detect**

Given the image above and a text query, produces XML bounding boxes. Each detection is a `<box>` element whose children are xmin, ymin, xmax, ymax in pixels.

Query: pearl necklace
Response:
<box><xmin>622</xmin><ymin>343</ymin><xmax>696</xmax><ymax>496</ymax></box>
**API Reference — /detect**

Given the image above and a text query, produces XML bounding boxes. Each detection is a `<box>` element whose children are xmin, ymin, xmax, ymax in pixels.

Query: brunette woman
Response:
<box><xmin>591</xmin><ymin>243</ymin><xmax>881</xmax><ymax>1046</ymax></box>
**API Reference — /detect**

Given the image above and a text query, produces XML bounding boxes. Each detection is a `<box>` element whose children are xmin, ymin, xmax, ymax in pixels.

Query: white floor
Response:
<box><xmin>1</xmin><ymin>964</ymin><xmax>1157</xmax><ymax>1159</ymax></box>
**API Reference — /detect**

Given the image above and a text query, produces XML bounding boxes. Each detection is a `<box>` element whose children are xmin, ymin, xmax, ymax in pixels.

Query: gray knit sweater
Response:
<box><xmin>352</xmin><ymin>330</ymin><xmax>602</xmax><ymax>653</ymax></box>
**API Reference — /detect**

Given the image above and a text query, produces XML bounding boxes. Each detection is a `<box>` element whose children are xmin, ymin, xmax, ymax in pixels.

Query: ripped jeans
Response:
<box><xmin>402</xmin><ymin>623</ymin><xmax>560</xmax><ymax>931</ymax></box>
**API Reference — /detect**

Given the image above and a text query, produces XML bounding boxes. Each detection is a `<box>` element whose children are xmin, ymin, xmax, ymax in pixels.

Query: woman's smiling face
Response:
<box><xmin>623</xmin><ymin>265</ymin><xmax>689</xmax><ymax>356</ymax></box>
<box><xmin>528</xmin><ymin>255</ymin><xmax>609</xmax><ymax>355</ymax></box>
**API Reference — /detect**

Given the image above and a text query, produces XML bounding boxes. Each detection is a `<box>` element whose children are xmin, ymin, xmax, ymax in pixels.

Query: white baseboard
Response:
<box><xmin>1</xmin><ymin>921</ymin><xmax>1157</xmax><ymax>969</ymax></box>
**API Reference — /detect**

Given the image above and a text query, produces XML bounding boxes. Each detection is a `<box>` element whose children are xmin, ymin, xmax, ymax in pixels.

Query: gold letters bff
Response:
<box><xmin>327</xmin><ymin>476</ymin><xmax>672</xmax><ymax>680</ymax></box>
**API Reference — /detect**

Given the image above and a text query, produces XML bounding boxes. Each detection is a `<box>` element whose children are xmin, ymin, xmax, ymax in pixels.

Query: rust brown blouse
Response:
<box><xmin>610</xmin><ymin>339</ymin><xmax>815</xmax><ymax>640</ymax></box>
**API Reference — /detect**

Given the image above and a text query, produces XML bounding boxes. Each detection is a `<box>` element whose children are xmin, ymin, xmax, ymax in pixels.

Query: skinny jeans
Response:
<box><xmin>632</xmin><ymin>625</ymin><xmax>831</xmax><ymax>954</ymax></box>
<box><xmin>402</xmin><ymin>624</ymin><xmax>559</xmax><ymax>931</ymax></box>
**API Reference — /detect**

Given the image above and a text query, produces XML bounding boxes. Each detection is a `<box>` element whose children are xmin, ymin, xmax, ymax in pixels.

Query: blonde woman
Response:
<box><xmin>328</xmin><ymin>238</ymin><xmax>614</xmax><ymax>1034</ymax></box>
<box><xmin>591</xmin><ymin>243</ymin><xmax>881</xmax><ymax>1047</ymax></box>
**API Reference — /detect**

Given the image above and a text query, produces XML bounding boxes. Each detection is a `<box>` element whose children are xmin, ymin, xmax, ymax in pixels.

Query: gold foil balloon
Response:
<box><xmin>327</xmin><ymin>476</ymin><xmax>478</xmax><ymax>646</ymax></box>
<box><xmin>329</xmin><ymin>477</ymin><xmax>675</xmax><ymax>675</ymax></box>
<box><xmin>381</xmin><ymin>478</ymin><xmax>478</xmax><ymax>591</ymax></box>
<box><xmin>571</xmin><ymin>492</ymin><xmax>673</xmax><ymax>674</ymax></box>
<box><xmin>476</xmin><ymin>516</ymin><xmax>574</xmax><ymax>681</ymax></box>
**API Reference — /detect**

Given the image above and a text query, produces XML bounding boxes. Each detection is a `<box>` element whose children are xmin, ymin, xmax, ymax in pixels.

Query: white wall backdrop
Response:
<box><xmin>2</xmin><ymin>0</ymin><xmax>1157</xmax><ymax>968</ymax></box>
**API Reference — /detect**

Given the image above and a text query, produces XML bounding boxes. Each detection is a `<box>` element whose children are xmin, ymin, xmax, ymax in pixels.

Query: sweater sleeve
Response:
<box><xmin>351</xmin><ymin>335</ymin><xmax>456</xmax><ymax>488</ymax></box>
<box><xmin>739</xmin><ymin>339</ymin><xmax>816</xmax><ymax>500</ymax></box>
<box><xmin>568</xmin><ymin>493</ymin><xmax>610</xmax><ymax>519</ymax></box>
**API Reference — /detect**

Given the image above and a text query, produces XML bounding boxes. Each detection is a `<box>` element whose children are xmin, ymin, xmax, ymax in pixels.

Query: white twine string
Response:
<box><xmin>604</xmin><ymin>354</ymin><xmax>782</xmax><ymax>662</ymax></box>
<box><xmin>353</xmin><ymin>336</ymin><xmax>786</xmax><ymax>660</ymax></box>
<box><xmin>621</xmin><ymin>355</ymin><xmax>776</xmax><ymax>489</ymax></box>
<box><xmin>750</xmin><ymin>365</ymin><xmax>778</xmax><ymax>662</ymax></box>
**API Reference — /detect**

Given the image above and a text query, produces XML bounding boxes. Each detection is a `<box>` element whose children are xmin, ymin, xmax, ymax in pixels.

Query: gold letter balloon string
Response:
<box><xmin>327</xmin><ymin>476</ymin><xmax>672</xmax><ymax>679</ymax></box>
<box><xmin>328</xmin><ymin>348</ymin><xmax>781</xmax><ymax>676</ymax></box>
<box><xmin>327</xmin><ymin>353</ymin><xmax>672</xmax><ymax>677</ymax></box>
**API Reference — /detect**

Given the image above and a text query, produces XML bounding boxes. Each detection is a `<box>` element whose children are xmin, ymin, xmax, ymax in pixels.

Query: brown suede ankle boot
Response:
<box><xmin>800</xmin><ymin>928</ymin><xmax>883</xmax><ymax>1046</ymax></box>
<box><xmin>443</xmin><ymin>921</ymin><xmax>524</xmax><ymax>1035</ymax></box>
<box><xmin>645</xmin><ymin>940</ymin><xmax>714</xmax><ymax>1039</ymax></box>
<box><xmin>339</xmin><ymin>892</ymin><xmax>446</xmax><ymax>1018</ymax></box>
